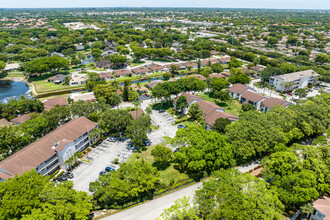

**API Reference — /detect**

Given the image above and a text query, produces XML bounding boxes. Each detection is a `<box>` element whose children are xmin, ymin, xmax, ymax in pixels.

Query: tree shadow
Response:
<box><xmin>152</xmin><ymin>162</ymin><xmax>171</xmax><ymax>171</ymax></box>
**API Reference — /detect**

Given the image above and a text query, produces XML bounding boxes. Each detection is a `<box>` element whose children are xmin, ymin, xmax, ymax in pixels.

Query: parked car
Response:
<box><xmin>99</xmin><ymin>171</ymin><xmax>108</xmax><ymax>176</ymax></box>
<box><xmin>105</xmin><ymin>167</ymin><xmax>115</xmax><ymax>172</ymax></box>
<box><xmin>107</xmin><ymin>137</ymin><xmax>116</xmax><ymax>142</ymax></box>
<box><xmin>144</xmin><ymin>139</ymin><xmax>151</xmax><ymax>146</ymax></box>
<box><xmin>63</xmin><ymin>172</ymin><xmax>74</xmax><ymax>179</ymax></box>
<box><xmin>145</xmin><ymin>93</ymin><xmax>150</xmax><ymax>97</ymax></box>
<box><xmin>57</xmin><ymin>176</ymin><xmax>68</xmax><ymax>182</ymax></box>
<box><xmin>177</xmin><ymin>124</ymin><xmax>186</xmax><ymax>129</ymax></box>
<box><xmin>287</xmin><ymin>92</ymin><xmax>293</xmax><ymax>96</ymax></box>
<box><xmin>159</xmin><ymin>109</ymin><xmax>165</xmax><ymax>113</ymax></box>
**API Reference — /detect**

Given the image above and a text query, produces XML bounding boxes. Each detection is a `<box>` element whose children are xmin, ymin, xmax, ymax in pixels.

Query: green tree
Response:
<box><xmin>209</xmin><ymin>78</ymin><xmax>229</xmax><ymax>92</ymax></box>
<box><xmin>0</xmin><ymin>171</ymin><xmax>92</xmax><ymax>220</ymax></box>
<box><xmin>91</xmin><ymin>48</ymin><xmax>102</xmax><ymax>61</ymax></box>
<box><xmin>109</xmin><ymin>92</ymin><xmax>122</xmax><ymax>108</ymax></box>
<box><xmin>241</xmin><ymin>103</ymin><xmax>256</xmax><ymax>111</ymax></box>
<box><xmin>128</xmin><ymin>88</ymin><xmax>139</xmax><ymax>101</ymax></box>
<box><xmin>295</xmin><ymin>88</ymin><xmax>308</xmax><ymax>100</ymax></box>
<box><xmin>314</xmin><ymin>54</ymin><xmax>329</xmax><ymax>64</ymax></box>
<box><xmin>89</xmin><ymin>160</ymin><xmax>160</xmax><ymax>208</ymax></box>
<box><xmin>93</xmin><ymin>84</ymin><xmax>116</xmax><ymax>104</ymax></box>
<box><xmin>175</xmin><ymin>95</ymin><xmax>188</xmax><ymax>114</ymax></box>
<box><xmin>228</xmin><ymin>58</ymin><xmax>242</xmax><ymax>68</ymax></box>
<box><xmin>213</xmin><ymin>118</ymin><xmax>231</xmax><ymax>133</ymax></box>
<box><xmin>99</xmin><ymin>109</ymin><xmax>133</xmax><ymax>136</ymax></box>
<box><xmin>151</xmin><ymin>145</ymin><xmax>172</xmax><ymax>168</ymax></box>
<box><xmin>161</xmin><ymin>196</ymin><xmax>201</xmax><ymax>220</ymax></box>
<box><xmin>188</xmin><ymin>103</ymin><xmax>203</xmax><ymax>121</ymax></box>
<box><xmin>0</xmin><ymin>61</ymin><xmax>5</xmax><ymax>72</ymax></box>
<box><xmin>126</xmin><ymin>114</ymin><xmax>152</xmax><ymax>149</ymax></box>
<box><xmin>211</xmin><ymin>62</ymin><xmax>224</xmax><ymax>73</ymax></box>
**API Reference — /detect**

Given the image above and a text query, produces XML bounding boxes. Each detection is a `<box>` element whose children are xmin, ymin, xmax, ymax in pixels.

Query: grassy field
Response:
<box><xmin>30</xmin><ymin>72</ymin><xmax>85</xmax><ymax>93</ymax></box>
<box><xmin>197</xmin><ymin>92</ymin><xmax>242</xmax><ymax>116</ymax></box>
<box><xmin>112</xmin><ymin>71</ymin><xmax>164</xmax><ymax>83</ymax></box>
<box><xmin>130</xmin><ymin>61</ymin><xmax>146</xmax><ymax>67</ymax></box>
<box><xmin>126</xmin><ymin>144</ymin><xmax>191</xmax><ymax>187</ymax></box>
<box><xmin>0</xmin><ymin>71</ymin><xmax>25</xmax><ymax>78</ymax></box>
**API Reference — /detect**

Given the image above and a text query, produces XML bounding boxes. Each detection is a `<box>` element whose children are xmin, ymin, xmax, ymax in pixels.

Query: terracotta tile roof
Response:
<box><xmin>129</xmin><ymin>109</ymin><xmax>145</xmax><ymax>120</ymax></box>
<box><xmin>10</xmin><ymin>114</ymin><xmax>31</xmax><ymax>124</ymax></box>
<box><xmin>210</xmin><ymin>50</ymin><xmax>220</xmax><ymax>55</ymax></box>
<box><xmin>43</xmin><ymin>97</ymin><xmax>68</xmax><ymax>111</ymax></box>
<box><xmin>312</xmin><ymin>196</ymin><xmax>330</xmax><ymax>220</ymax></box>
<box><xmin>219</xmin><ymin>57</ymin><xmax>231</xmax><ymax>63</ymax></box>
<box><xmin>241</xmin><ymin>91</ymin><xmax>265</xmax><ymax>103</ymax></box>
<box><xmin>148</xmin><ymin>64</ymin><xmax>165</xmax><ymax>71</ymax></box>
<box><xmin>188</xmin><ymin>74</ymin><xmax>206</xmax><ymax>81</ymax></box>
<box><xmin>204</xmin><ymin>110</ymin><xmax>239</xmax><ymax>128</ymax></box>
<box><xmin>99</xmin><ymin>72</ymin><xmax>114</xmax><ymax>79</ymax></box>
<box><xmin>132</xmin><ymin>67</ymin><xmax>151</xmax><ymax>74</ymax></box>
<box><xmin>221</xmin><ymin>71</ymin><xmax>231</xmax><ymax>77</ymax></box>
<box><xmin>240</xmin><ymin>67</ymin><xmax>248</xmax><ymax>74</ymax></box>
<box><xmin>181</xmin><ymin>62</ymin><xmax>197</xmax><ymax>67</ymax></box>
<box><xmin>261</xmin><ymin>97</ymin><xmax>290</xmax><ymax>109</ymax></box>
<box><xmin>250</xmin><ymin>65</ymin><xmax>265</xmax><ymax>72</ymax></box>
<box><xmin>196</xmin><ymin>100</ymin><xmax>224</xmax><ymax>115</ymax></box>
<box><xmin>209</xmin><ymin>73</ymin><xmax>225</xmax><ymax>78</ymax></box>
<box><xmin>146</xmin><ymin>80</ymin><xmax>164</xmax><ymax>89</ymax></box>
<box><xmin>173</xmin><ymin>93</ymin><xmax>203</xmax><ymax>103</ymax></box>
<box><xmin>0</xmin><ymin>118</ymin><xmax>11</xmax><ymax>128</ymax></box>
<box><xmin>228</xmin><ymin>83</ymin><xmax>250</xmax><ymax>94</ymax></box>
<box><xmin>0</xmin><ymin>117</ymin><xmax>98</xmax><ymax>180</ymax></box>
<box><xmin>113</xmin><ymin>69</ymin><xmax>132</xmax><ymax>76</ymax></box>
<box><xmin>131</xmin><ymin>84</ymin><xmax>148</xmax><ymax>92</ymax></box>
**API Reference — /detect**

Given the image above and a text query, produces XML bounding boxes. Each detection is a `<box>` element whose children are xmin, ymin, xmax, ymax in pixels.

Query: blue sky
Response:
<box><xmin>1</xmin><ymin>0</ymin><xmax>329</xmax><ymax>9</ymax></box>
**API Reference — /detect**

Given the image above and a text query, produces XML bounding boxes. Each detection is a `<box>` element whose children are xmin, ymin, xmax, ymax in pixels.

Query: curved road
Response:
<box><xmin>102</xmin><ymin>182</ymin><xmax>203</xmax><ymax>220</ymax></box>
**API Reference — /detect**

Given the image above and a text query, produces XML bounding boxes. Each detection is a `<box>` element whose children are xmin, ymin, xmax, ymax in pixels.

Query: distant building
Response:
<box><xmin>228</xmin><ymin>83</ymin><xmax>255</xmax><ymax>100</ymax></box>
<box><xmin>10</xmin><ymin>114</ymin><xmax>31</xmax><ymax>125</ymax></box>
<box><xmin>42</xmin><ymin>97</ymin><xmax>68</xmax><ymax>111</ymax></box>
<box><xmin>131</xmin><ymin>67</ymin><xmax>152</xmax><ymax>75</ymax></box>
<box><xmin>70</xmin><ymin>74</ymin><xmax>87</xmax><ymax>86</ymax></box>
<box><xmin>128</xmin><ymin>109</ymin><xmax>145</xmax><ymax>120</ymax></box>
<box><xmin>99</xmin><ymin>72</ymin><xmax>114</xmax><ymax>81</ymax></box>
<box><xmin>0</xmin><ymin>117</ymin><xmax>98</xmax><ymax>181</ymax></box>
<box><xmin>113</xmin><ymin>69</ymin><xmax>132</xmax><ymax>77</ymax></box>
<box><xmin>146</xmin><ymin>80</ymin><xmax>164</xmax><ymax>89</ymax></box>
<box><xmin>69</xmin><ymin>92</ymin><xmax>96</xmax><ymax>102</ymax></box>
<box><xmin>0</xmin><ymin>118</ymin><xmax>11</xmax><ymax>128</ymax></box>
<box><xmin>260</xmin><ymin>97</ymin><xmax>291</xmax><ymax>112</ymax></box>
<box><xmin>269</xmin><ymin>70</ymin><xmax>319</xmax><ymax>91</ymax></box>
<box><xmin>47</xmin><ymin>74</ymin><xmax>68</xmax><ymax>84</ymax></box>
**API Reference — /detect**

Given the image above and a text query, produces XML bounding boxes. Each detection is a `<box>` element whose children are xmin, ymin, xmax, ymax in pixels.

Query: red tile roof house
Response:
<box><xmin>219</xmin><ymin>57</ymin><xmax>231</xmax><ymax>64</ymax></box>
<box><xmin>209</xmin><ymin>73</ymin><xmax>226</xmax><ymax>79</ymax></box>
<box><xmin>10</xmin><ymin>114</ymin><xmax>31</xmax><ymax>125</ymax></box>
<box><xmin>42</xmin><ymin>97</ymin><xmax>68</xmax><ymax>111</ymax></box>
<box><xmin>181</xmin><ymin>62</ymin><xmax>198</xmax><ymax>69</ymax></box>
<box><xmin>173</xmin><ymin>93</ymin><xmax>238</xmax><ymax>129</ymax></box>
<box><xmin>210</xmin><ymin>50</ymin><xmax>220</xmax><ymax>55</ymax></box>
<box><xmin>113</xmin><ymin>69</ymin><xmax>132</xmax><ymax>77</ymax></box>
<box><xmin>250</xmin><ymin>65</ymin><xmax>265</xmax><ymax>73</ymax></box>
<box><xmin>128</xmin><ymin>109</ymin><xmax>145</xmax><ymax>120</ymax></box>
<box><xmin>148</xmin><ymin>64</ymin><xmax>168</xmax><ymax>73</ymax></box>
<box><xmin>310</xmin><ymin>196</ymin><xmax>330</xmax><ymax>220</ymax></box>
<box><xmin>228</xmin><ymin>83</ymin><xmax>256</xmax><ymax>100</ymax></box>
<box><xmin>240</xmin><ymin>91</ymin><xmax>267</xmax><ymax>109</ymax></box>
<box><xmin>165</xmin><ymin>63</ymin><xmax>186</xmax><ymax>70</ymax></box>
<box><xmin>0</xmin><ymin>117</ymin><xmax>98</xmax><ymax>181</ymax></box>
<box><xmin>260</xmin><ymin>97</ymin><xmax>291</xmax><ymax>113</ymax></box>
<box><xmin>221</xmin><ymin>71</ymin><xmax>231</xmax><ymax>78</ymax></box>
<box><xmin>187</xmin><ymin>74</ymin><xmax>207</xmax><ymax>81</ymax></box>
<box><xmin>99</xmin><ymin>72</ymin><xmax>114</xmax><ymax>81</ymax></box>
<box><xmin>131</xmin><ymin>67</ymin><xmax>152</xmax><ymax>75</ymax></box>
<box><xmin>200</xmin><ymin>59</ymin><xmax>212</xmax><ymax>67</ymax></box>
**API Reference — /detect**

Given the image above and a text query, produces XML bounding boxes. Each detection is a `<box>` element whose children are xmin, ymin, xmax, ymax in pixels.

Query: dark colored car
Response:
<box><xmin>107</xmin><ymin>137</ymin><xmax>116</xmax><ymax>142</ymax></box>
<box><xmin>287</xmin><ymin>92</ymin><xmax>293</xmax><ymax>96</ymax></box>
<box><xmin>159</xmin><ymin>109</ymin><xmax>165</xmax><ymax>113</ymax></box>
<box><xmin>57</xmin><ymin>176</ymin><xmax>68</xmax><ymax>182</ymax></box>
<box><xmin>105</xmin><ymin>167</ymin><xmax>115</xmax><ymax>172</ymax></box>
<box><xmin>99</xmin><ymin>171</ymin><xmax>108</xmax><ymax>176</ymax></box>
<box><xmin>64</xmin><ymin>172</ymin><xmax>74</xmax><ymax>179</ymax></box>
<box><xmin>144</xmin><ymin>139</ymin><xmax>151</xmax><ymax>146</ymax></box>
<box><xmin>177</xmin><ymin>124</ymin><xmax>186</xmax><ymax>129</ymax></box>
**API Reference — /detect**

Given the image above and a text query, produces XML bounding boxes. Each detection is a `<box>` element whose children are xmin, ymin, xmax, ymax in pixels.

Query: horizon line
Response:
<box><xmin>0</xmin><ymin>7</ymin><xmax>329</xmax><ymax>10</ymax></box>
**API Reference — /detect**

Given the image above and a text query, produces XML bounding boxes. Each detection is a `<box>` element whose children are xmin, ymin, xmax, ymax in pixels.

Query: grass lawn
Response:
<box><xmin>151</xmin><ymin>125</ymin><xmax>159</xmax><ymax>131</ymax></box>
<box><xmin>0</xmin><ymin>71</ymin><xmax>25</xmax><ymax>78</ymax></box>
<box><xmin>86</xmin><ymin>66</ymin><xmax>106</xmax><ymax>71</ymax></box>
<box><xmin>197</xmin><ymin>92</ymin><xmax>242</xmax><ymax>116</ymax></box>
<box><xmin>126</xmin><ymin>145</ymin><xmax>191</xmax><ymax>188</ymax></box>
<box><xmin>130</xmin><ymin>61</ymin><xmax>146</xmax><ymax>67</ymax></box>
<box><xmin>30</xmin><ymin>72</ymin><xmax>85</xmax><ymax>93</ymax></box>
<box><xmin>112</xmin><ymin>71</ymin><xmax>164</xmax><ymax>84</ymax></box>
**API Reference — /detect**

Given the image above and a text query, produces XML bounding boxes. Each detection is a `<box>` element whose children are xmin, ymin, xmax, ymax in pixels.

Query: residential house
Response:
<box><xmin>221</xmin><ymin>71</ymin><xmax>231</xmax><ymax>78</ymax></box>
<box><xmin>51</xmin><ymin>52</ymin><xmax>65</xmax><ymax>57</ymax></box>
<box><xmin>210</xmin><ymin>50</ymin><xmax>220</xmax><ymax>55</ymax></box>
<box><xmin>240</xmin><ymin>91</ymin><xmax>266</xmax><ymax>109</ymax></box>
<box><xmin>70</xmin><ymin>74</ymin><xmax>87</xmax><ymax>86</ymax></box>
<box><xmin>209</xmin><ymin>73</ymin><xmax>225</xmax><ymax>79</ymax></box>
<box><xmin>0</xmin><ymin>117</ymin><xmax>98</xmax><ymax>182</ymax></box>
<box><xmin>309</xmin><ymin>196</ymin><xmax>330</xmax><ymax>220</ymax></box>
<box><xmin>10</xmin><ymin>114</ymin><xmax>31</xmax><ymax>125</ymax></box>
<box><xmin>95</xmin><ymin>59</ymin><xmax>112</xmax><ymax>69</ymax></box>
<box><xmin>113</xmin><ymin>69</ymin><xmax>132</xmax><ymax>77</ymax></box>
<box><xmin>228</xmin><ymin>83</ymin><xmax>255</xmax><ymax>100</ymax></box>
<box><xmin>250</xmin><ymin>65</ymin><xmax>265</xmax><ymax>73</ymax></box>
<box><xmin>165</xmin><ymin>63</ymin><xmax>186</xmax><ymax>70</ymax></box>
<box><xmin>42</xmin><ymin>97</ymin><xmax>68</xmax><ymax>111</ymax></box>
<box><xmin>47</xmin><ymin>74</ymin><xmax>67</xmax><ymax>84</ymax></box>
<box><xmin>219</xmin><ymin>57</ymin><xmax>231</xmax><ymax>64</ymax></box>
<box><xmin>181</xmin><ymin>62</ymin><xmax>198</xmax><ymax>69</ymax></box>
<box><xmin>69</xmin><ymin>92</ymin><xmax>96</xmax><ymax>102</ymax></box>
<box><xmin>131</xmin><ymin>84</ymin><xmax>148</xmax><ymax>94</ymax></box>
<box><xmin>146</xmin><ymin>80</ymin><xmax>164</xmax><ymax>89</ymax></box>
<box><xmin>131</xmin><ymin>67</ymin><xmax>152</xmax><ymax>75</ymax></box>
<box><xmin>269</xmin><ymin>69</ymin><xmax>319</xmax><ymax>91</ymax></box>
<box><xmin>0</xmin><ymin>118</ymin><xmax>11</xmax><ymax>128</ymax></box>
<box><xmin>128</xmin><ymin>109</ymin><xmax>145</xmax><ymax>120</ymax></box>
<box><xmin>75</xmin><ymin>44</ymin><xmax>84</xmax><ymax>51</ymax></box>
<box><xmin>148</xmin><ymin>64</ymin><xmax>168</xmax><ymax>73</ymax></box>
<box><xmin>99</xmin><ymin>72</ymin><xmax>114</xmax><ymax>81</ymax></box>
<box><xmin>204</xmin><ymin>109</ymin><xmax>239</xmax><ymax>130</ymax></box>
<box><xmin>188</xmin><ymin>74</ymin><xmax>207</xmax><ymax>81</ymax></box>
<box><xmin>260</xmin><ymin>97</ymin><xmax>291</xmax><ymax>112</ymax></box>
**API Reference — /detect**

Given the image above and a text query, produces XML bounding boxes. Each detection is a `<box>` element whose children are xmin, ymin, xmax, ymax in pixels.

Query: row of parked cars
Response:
<box><xmin>56</xmin><ymin>171</ymin><xmax>74</xmax><ymax>182</ymax></box>
<box><xmin>99</xmin><ymin>166</ymin><xmax>116</xmax><ymax>176</ymax></box>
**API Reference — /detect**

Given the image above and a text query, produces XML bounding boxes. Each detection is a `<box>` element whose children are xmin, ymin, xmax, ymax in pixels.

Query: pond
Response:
<box><xmin>0</xmin><ymin>80</ymin><xmax>31</xmax><ymax>104</ymax></box>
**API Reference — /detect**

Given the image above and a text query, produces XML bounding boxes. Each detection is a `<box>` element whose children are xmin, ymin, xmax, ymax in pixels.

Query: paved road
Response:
<box><xmin>102</xmin><ymin>182</ymin><xmax>203</xmax><ymax>220</ymax></box>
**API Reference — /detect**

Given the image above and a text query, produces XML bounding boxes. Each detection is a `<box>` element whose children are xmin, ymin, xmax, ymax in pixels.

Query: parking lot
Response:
<box><xmin>71</xmin><ymin>139</ymin><xmax>134</xmax><ymax>193</ymax></box>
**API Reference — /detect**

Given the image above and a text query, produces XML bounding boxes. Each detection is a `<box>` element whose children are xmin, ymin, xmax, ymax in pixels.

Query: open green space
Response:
<box><xmin>129</xmin><ymin>61</ymin><xmax>146</xmax><ymax>67</ymax></box>
<box><xmin>126</xmin><ymin>144</ymin><xmax>191</xmax><ymax>189</ymax></box>
<box><xmin>197</xmin><ymin>92</ymin><xmax>242</xmax><ymax>116</ymax></box>
<box><xmin>0</xmin><ymin>71</ymin><xmax>25</xmax><ymax>79</ymax></box>
<box><xmin>30</xmin><ymin>72</ymin><xmax>86</xmax><ymax>93</ymax></box>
